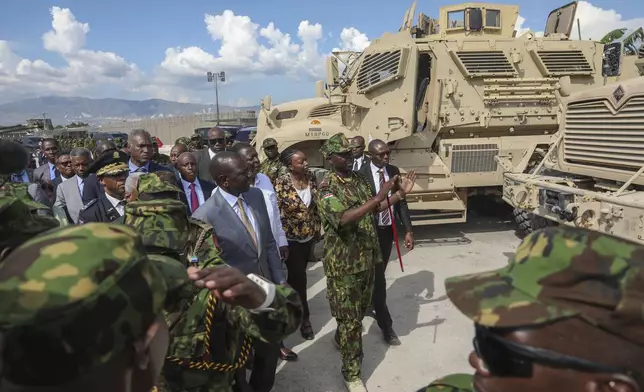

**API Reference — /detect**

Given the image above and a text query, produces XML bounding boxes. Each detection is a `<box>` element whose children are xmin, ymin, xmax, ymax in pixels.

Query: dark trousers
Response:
<box><xmin>233</xmin><ymin>338</ymin><xmax>280</xmax><ymax>392</ymax></box>
<box><xmin>285</xmin><ymin>239</ymin><xmax>313</xmax><ymax>320</ymax></box>
<box><xmin>373</xmin><ymin>226</ymin><xmax>394</xmax><ymax>333</ymax></box>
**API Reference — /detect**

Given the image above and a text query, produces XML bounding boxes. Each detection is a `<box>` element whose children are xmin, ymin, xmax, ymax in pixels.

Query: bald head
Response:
<box><xmin>368</xmin><ymin>139</ymin><xmax>390</xmax><ymax>168</ymax></box>
<box><xmin>351</xmin><ymin>135</ymin><xmax>366</xmax><ymax>158</ymax></box>
<box><xmin>209</xmin><ymin>151</ymin><xmax>250</xmax><ymax>195</ymax></box>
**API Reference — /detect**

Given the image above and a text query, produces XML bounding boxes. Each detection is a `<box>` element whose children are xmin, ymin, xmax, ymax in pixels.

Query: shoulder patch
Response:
<box><xmin>320</xmin><ymin>190</ymin><xmax>334</xmax><ymax>200</ymax></box>
<box><xmin>80</xmin><ymin>198</ymin><xmax>98</xmax><ymax>211</ymax></box>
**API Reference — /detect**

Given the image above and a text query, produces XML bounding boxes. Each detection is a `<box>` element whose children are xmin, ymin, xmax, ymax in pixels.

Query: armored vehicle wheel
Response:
<box><xmin>513</xmin><ymin>208</ymin><xmax>553</xmax><ymax>236</ymax></box>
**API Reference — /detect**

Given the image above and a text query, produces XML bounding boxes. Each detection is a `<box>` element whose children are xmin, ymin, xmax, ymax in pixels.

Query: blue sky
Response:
<box><xmin>1</xmin><ymin>0</ymin><xmax>643</xmax><ymax>106</ymax></box>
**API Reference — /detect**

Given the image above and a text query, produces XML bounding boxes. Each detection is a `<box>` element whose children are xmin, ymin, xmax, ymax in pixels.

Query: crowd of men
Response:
<box><xmin>1</xmin><ymin>126</ymin><xmax>644</xmax><ymax>392</ymax></box>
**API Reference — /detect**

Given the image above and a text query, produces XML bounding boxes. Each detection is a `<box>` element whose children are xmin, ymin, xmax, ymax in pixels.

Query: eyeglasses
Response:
<box><xmin>473</xmin><ymin>325</ymin><xmax>633</xmax><ymax>378</ymax></box>
<box><xmin>208</xmin><ymin>138</ymin><xmax>225</xmax><ymax>145</ymax></box>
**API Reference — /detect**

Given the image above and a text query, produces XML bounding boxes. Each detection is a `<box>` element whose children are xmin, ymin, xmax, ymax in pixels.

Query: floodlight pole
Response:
<box><xmin>206</xmin><ymin>71</ymin><xmax>226</xmax><ymax>125</ymax></box>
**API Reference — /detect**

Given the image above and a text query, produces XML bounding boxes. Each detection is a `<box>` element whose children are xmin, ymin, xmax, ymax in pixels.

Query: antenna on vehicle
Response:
<box><xmin>577</xmin><ymin>18</ymin><xmax>582</xmax><ymax>40</ymax></box>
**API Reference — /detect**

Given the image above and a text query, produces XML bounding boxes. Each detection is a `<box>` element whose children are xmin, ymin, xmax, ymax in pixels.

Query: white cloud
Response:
<box><xmin>516</xmin><ymin>1</ymin><xmax>644</xmax><ymax>41</ymax></box>
<box><xmin>0</xmin><ymin>6</ymin><xmax>374</xmax><ymax>103</ymax></box>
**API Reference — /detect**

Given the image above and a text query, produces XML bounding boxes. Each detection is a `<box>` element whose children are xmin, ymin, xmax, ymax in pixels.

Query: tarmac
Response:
<box><xmin>272</xmin><ymin>208</ymin><xmax>522</xmax><ymax>392</ymax></box>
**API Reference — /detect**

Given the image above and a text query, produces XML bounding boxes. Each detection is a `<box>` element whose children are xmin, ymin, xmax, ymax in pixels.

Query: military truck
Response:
<box><xmin>255</xmin><ymin>1</ymin><xmax>641</xmax><ymax>225</ymax></box>
<box><xmin>503</xmin><ymin>71</ymin><xmax>644</xmax><ymax>243</ymax></box>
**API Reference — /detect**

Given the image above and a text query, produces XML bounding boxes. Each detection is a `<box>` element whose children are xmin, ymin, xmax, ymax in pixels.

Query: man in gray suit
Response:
<box><xmin>32</xmin><ymin>138</ymin><xmax>61</xmax><ymax>204</ymax></box>
<box><xmin>192</xmin><ymin>151</ymin><xmax>286</xmax><ymax>392</ymax></box>
<box><xmin>54</xmin><ymin>147</ymin><xmax>92</xmax><ymax>224</ymax></box>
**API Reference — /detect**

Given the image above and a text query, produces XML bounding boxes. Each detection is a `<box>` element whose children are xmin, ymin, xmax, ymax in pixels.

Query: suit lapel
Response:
<box><xmin>212</xmin><ymin>190</ymin><xmax>257</xmax><ymax>255</ymax></box>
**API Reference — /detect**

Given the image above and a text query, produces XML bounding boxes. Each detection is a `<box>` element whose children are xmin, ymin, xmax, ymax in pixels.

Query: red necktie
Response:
<box><xmin>190</xmin><ymin>182</ymin><xmax>199</xmax><ymax>213</ymax></box>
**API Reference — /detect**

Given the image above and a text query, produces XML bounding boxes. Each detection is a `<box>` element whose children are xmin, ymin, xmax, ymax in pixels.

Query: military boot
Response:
<box><xmin>344</xmin><ymin>379</ymin><xmax>368</xmax><ymax>392</ymax></box>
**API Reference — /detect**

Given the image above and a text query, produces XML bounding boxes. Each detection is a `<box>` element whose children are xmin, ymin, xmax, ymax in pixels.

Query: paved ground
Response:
<box><xmin>272</xmin><ymin>209</ymin><xmax>522</xmax><ymax>392</ymax></box>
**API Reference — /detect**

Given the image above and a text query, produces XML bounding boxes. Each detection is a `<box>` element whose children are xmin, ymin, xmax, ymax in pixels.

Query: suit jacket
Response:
<box><xmin>192</xmin><ymin>187</ymin><xmax>286</xmax><ymax>284</ymax></box>
<box><xmin>32</xmin><ymin>162</ymin><xmax>60</xmax><ymax>184</ymax></box>
<box><xmin>79</xmin><ymin>174</ymin><xmax>103</xmax><ymax>203</ymax></box>
<box><xmin>77</xmin><ymin>194</ymin><xmax>122</xmax><ymax>224</ymax></box>
<box><xmin>178</xmin><ymin>177</ymin><xmax>215</xmax><ymax>215</ymax></box>
<box><xmin>193</xmin><ymin>149</ymin><xmax>215</xmax><ymax>182</ymax></box>
<box><xmin>54</xmin><ymin>175</ymin><xmax>85</xmax><ymax>224</ymax></box>
<box><xmin>358</xmin><ymin>162</ymin><xmax>413</xmax><ymax>233</ymax></box>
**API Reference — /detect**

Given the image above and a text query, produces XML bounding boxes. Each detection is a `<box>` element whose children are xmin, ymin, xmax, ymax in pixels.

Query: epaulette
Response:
<box><xmin>80</xmin><ymin>198</ymin><xmax>98</xmax><ymax>211</ymax></box>
<box><xmin>188</xmin><ymin>217</ymin><xmax>213</xmax><ymax>232</ymax></box>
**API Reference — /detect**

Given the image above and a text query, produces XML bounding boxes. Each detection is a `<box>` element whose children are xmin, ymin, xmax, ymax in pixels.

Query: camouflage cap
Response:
<box><xmin>123</xmin><ymin>200</ymin><xmax>190</xmax><ymax>252</ymax></box>
<box><xmin>0</xmin><ymin>196</ymin><xmax>59</xmax><ymax>253</ymax></box>
<box><xmin>224</xmin><ymin>131</ymin><xmax>233</xmax><ymax>139</ymax></box>
<box><xmin>137</xmin><ymin>173</ymin><xmax>183</xmax><ymax>194</ymax></box>
<box><xmin>175</xmin><ymin>136</ymin><xmax>191</xmax><ymax>146</ymax></box>
<box><xmin>262</xmin><ymin>138</ymin><xmax>278</xmax><ymax>148</ymax></box>
<box><xmin>319</xmin><ymin>132</ymin><xmax>352</xmax><ymax>158</ymax></box>
<box><xmin>0</xmin><ymin>223</ymin><xmax>188</xmax><ymax>385</ymax></box>
<box><xmin>446</xmin><ymin>226</ymin><xmax>644</xmax><ymax>346</ymax></box>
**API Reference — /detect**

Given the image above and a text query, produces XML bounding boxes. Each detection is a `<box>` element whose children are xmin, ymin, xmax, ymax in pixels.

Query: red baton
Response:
<box><xmin>386</xmin><ymin>195</ymin><xmax>404</xmax><ymax>272</ymax></box>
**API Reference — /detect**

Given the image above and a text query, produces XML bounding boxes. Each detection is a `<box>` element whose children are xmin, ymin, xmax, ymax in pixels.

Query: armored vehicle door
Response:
<box><xmin>544</xmin><ymin>1</ymin><xmax>578</xmax><ymax>38</ymax></box>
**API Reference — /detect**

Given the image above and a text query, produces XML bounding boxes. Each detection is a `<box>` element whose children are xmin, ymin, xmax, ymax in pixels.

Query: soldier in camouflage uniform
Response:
<box><xmin>188</xmin><ymin>134</ymin><xmax>204</xmax><ymax>152</ymax></box>
<box><xmin>418</xmin><ymin>226</ymin><xmax>644</xmax><ymax>392</ymax></box>
<box><xmin>224</xmin><ymin>131</ymin><xmax>235</xmax><ymax>150</ymax></box>
<box><xmin>0</xmin><ymin>222</ymin><xmax>189</xmax><ymax>391</ymax></box>
<box><xmin>317</xmin><ymin>133</ymin><xmax>414</xmax><ymax>392</ymax></box>
<box><xmin>123</xmin><ymin>173</ymin><xmax>303</xmax><ymax>392</ymax></box>
<box><xmin>259</xmin><ymin>138</ymin><xmax>287</xmax><ymax>185</ymax></box>
<box><xmin>153</xmin><ymin>140</ymin><xmax>173</xmax><ymax>165</ymax></box>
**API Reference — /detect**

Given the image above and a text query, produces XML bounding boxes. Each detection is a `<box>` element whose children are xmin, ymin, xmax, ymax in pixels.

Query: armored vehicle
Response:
<box><xmin>255</xmin><ymin>0</ymin><xmax>640</xmax><ymax>225</ymax></box>
<box><xmin>503</xmin><ymin>62</ymin><xmax>644</xmax><ymax>243</ymax></box>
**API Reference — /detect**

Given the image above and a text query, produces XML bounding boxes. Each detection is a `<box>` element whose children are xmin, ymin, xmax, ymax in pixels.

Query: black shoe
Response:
<box><xmin>365</xmin><ymin>306</ymin><xmax>376</xmax><ymax>318</ymax></box>
<box><xmin>279</xmin><ymin>346</ymin><xmax>298</xmax><ymax>361</ymax></box>
<box><xmin>384</xmin><ymin>330</ymin><xmax>401</xmax><ymax>346</ymax></box>
<box><xmin>300</xmin><ymin>321</ymin><xmax>315</xmax><ymax>340</ymax></box>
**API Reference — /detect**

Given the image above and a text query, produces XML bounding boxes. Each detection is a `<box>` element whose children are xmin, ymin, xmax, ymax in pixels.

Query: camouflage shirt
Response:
<box><xmin>317</xmin><ymin>171</ymin><xmax>381</xmax><ymax>278</ymax></box>
<box><xmin>416</xmin><ymin>374</ymin><xmax>474</xmax><ymax>392</ymax></box>
<box><xmin>260</xmin><ymin>158</ymin><xmax>287</xmax><ymax>185</ymax></box>
<box><xmin>123</xmin><ymin>199</ymin><xmax>303</xmax><ymax>391</ymax></box>
<box><xmin>153</xmin><ymin>153</ymin><xmax>172</xmax><ymax>165</ymax></box>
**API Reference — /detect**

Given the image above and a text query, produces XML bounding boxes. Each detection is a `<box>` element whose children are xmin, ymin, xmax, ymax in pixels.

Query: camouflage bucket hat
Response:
<box><xmin>0</xmin><ymin>197</ymin><xmax>59</xmax><ymax>251</ymax></box>
<box><xmin>262</xmin><ymin>138</ymin><xmax>278</xmax><ymax>148</ymax></box>
<box><xmin>0</xmin><ymin>223</ymin><xmax>188</xmax><ymax>384</ymax></box>
<box><xmin>175</xmin><ymin>136</ymin><xmax>191</xmax><ymax>145</ymax></box>
<box><xmin>446</xmin><ymin>226</ymin><xmax>644</xmax><ymax>345</ymax></box>
<box><xmin>137</xmin><ymin>173</ymin><xmax>183</xmax><ymax>194</ymax></box>
<box><xmin>0</xmin><ymin>183</ymin><xmax>50</xmax><ymax>210</ymax></box>
<box><xmin>319</xmin><ymin>132</ymin><xmax>352</xmax><ymax>158</ymax></box>
<box><xmin>124</xmin><ymin>200</ymin><xmax>190</xmax><ymax>251</ymax></box>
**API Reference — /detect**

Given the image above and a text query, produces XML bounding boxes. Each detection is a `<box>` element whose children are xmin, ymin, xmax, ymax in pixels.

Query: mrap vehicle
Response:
<box><xmin>255</xmin><ymin>1</ymin><xmax>641</xmax><ymax>225</ymax></box>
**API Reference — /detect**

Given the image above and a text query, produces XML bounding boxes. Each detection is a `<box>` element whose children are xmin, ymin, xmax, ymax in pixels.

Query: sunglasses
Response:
<box><xmin>474</xmin><ymin>325</ymin><xmax>633</xmax><ymax>378</ymax></box>
<box><xmin>208</xmin><ymin>138</ymin><xmax>226</xmax><ymax>145</ymax></box>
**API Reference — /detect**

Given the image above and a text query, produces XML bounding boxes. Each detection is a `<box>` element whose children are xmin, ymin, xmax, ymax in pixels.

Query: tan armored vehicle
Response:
<box><xmin>503</xmin><ymin>63</ymin><xmax>644</xmax><ymax>243</ymax></box>
<box><xmin>256</xmin><ymin>0</ymin><xmax>640</xmax><ymax>225</ymax></box>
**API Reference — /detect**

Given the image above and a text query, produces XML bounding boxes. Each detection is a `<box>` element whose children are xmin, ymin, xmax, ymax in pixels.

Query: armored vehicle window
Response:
<box><xmin>276</xmin><ymin>110</ymin><xmax>298</xmax><ymax>120</ymax></box>
<box><xmin>485</xmin><ymin>9</ymin><xmax>501</xmax><ymax>28</ymax></box>
<box><xmin>448</xmin><ymin>10</ymin><xmax>465</xmax><ymax>29</ymax></box>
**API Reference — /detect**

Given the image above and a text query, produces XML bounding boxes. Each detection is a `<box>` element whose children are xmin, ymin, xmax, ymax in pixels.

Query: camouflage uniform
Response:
<box><xmin>259</xmin><ymin>138</ymin><xmax>287</xmax><ymax>185</ymax></box>
<box><xmin>124</xmin><ymin>173</ymin><xmax>303</xmax><ymax>392</ymax></box>
<box><xmin>316</xmin><ymin>133</ymin><xmax>380</xmax><ymax>383</ymax></box>
<box><xmin>175</xmin><ymin>137</ymin><xmax>191</xmax><ymax>146</ymax></box>
<box><xmin>0</xmin><ymin>222</ymin><xmax>188</xmax><ymax>387</ymax></box>
<box><xmin>188</xmin><ymin>134</ymin><xmax>204</xmax><ymax>152</ymax></box>
<box><xmin>418</xmin><ymin>226</ymin><xmax>644</xmax><ymax>392</ymax></box>
<box><xmin>154</xmin><ymin>153</ymin><xmax>173</xmax><ymax>165</ymax></box>
<box><xmin>224</xmin><ymin>131</ymin><xmax>235</xmax><ymax>150</ymax></box>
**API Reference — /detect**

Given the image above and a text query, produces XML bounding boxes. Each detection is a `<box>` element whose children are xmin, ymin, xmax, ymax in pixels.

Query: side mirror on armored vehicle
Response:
<box><xmin>602</xmin><ymin>42</ymin><xmax>622</xmax><ymax>77</ymax></box>
<box><xmin>544</xmin><ymin>1</ymin><xmax>578</xmax><ymax>38</ymax></box>
<box><xmin>261</xmin><ymin>95</ymin><xmax>272</xmax><ymax>111</ymax></box>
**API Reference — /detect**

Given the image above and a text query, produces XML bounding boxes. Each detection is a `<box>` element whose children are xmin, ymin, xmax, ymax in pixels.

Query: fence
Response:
<box><xmin>97</xmin><ymin>111</ymin><xmax>257</xmax><ymax>144</ymax></box>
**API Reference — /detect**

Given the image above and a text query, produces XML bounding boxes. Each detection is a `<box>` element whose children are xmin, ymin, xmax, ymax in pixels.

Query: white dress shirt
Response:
<box><xmin>218</xmin><ymin>187</ymin><xmax>260</xmax><ymax>245</ymax></box>
<box><xmin>371</xmin><ymin>162</ymin><xmax>392</xmax><ymax>226</ymax></box>
<box><xmin>181</xmin><ymin>178</ymin><xmax>205</xmax><ymax>211</ymax></box>
<box><xmin>76</xmin><ymin>175</ymin><xmax>85</xmax><ymax>198</ymax></box>
<box><xmin>208</xmin><ymin>148</ymin><xmax>216</xmax><ymax>160</ymax></box>
<box><xmin>353</xmin><ymin>155</ymin><xmax>366</xmax><ymax>171</ymax></box>
<box><xmin>105</xmin><ymin>192</ymin><xmax>126</xmax><ymax>216</ymax></box>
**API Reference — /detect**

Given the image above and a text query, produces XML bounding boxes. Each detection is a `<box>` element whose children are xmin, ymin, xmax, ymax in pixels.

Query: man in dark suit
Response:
<box><xmin>78</xmin><ymin>151</ymin><xmax>129</xmax><ymax>224</ymax></box>
<box><xmin>126</xmin><ymin>129</ymin><xmax>172</xmax><ymax>174</ymax></box>
<box><xmin>192</xmin><ymin>151</ymin><xmax>286</xmax><ymax>392</ymax></box>
<box><xmin>176</xmin><ymin>152</ymin><xmax>215</xmax><ymax>215</ymax></box>
<box><xmin>82</xmin><ymin>141</ymin><xmax>118</xmax><ymax>203</ymax></box>
<box><xmin>358</xmin><ymin>139</ymin><xmax>415</xmax><ymax>346</ymax></box>
<box><xmin>193</xmin><ymin>126</ymin><xmax>226</xmax><ymax>183</ymax></box>
<box><xmin>350</xmin><ymin>135</ymin><xmax>368</xmax><ymax>171</ymax></box>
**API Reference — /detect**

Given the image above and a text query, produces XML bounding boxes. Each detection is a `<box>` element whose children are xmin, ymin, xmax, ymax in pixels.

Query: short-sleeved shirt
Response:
<box><xmin>317</xmin><ymin>171</ymin><xmax>381</xmax><ymax>278</ymax></box>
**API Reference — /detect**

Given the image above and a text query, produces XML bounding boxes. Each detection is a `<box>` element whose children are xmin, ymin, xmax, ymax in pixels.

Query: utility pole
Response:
<box><xmin>206</xmin><ymin>71</ymin><xmax>226</xmax><ymax>125</ymax></box>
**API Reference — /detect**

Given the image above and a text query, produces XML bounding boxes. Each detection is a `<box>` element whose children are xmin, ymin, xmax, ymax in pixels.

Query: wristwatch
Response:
<box><xmin>246</xmin><ymin>273</ymin><xmax>276</xmax><ymax>313</ymax></box>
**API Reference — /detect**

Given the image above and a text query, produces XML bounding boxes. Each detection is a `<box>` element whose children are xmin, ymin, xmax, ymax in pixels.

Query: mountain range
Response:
<box><xmin>0</xmin><ymin>96</ymin><xmax>260</xmax><ymax>126</ymax></box>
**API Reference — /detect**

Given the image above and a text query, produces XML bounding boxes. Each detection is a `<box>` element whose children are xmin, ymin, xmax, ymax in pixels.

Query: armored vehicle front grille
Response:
<box><xmin>564</xmin><ymin>96</ymin><xmax>644</xmax><ymax>171</ymax></box>
<box><xmin>535</xmin><ymin>50</ymin><xmax>593</xmax><ymax>76</ymax></box>
<box><xmin>454</xmin><ymin>51</ymin><xmax>516</xmax><ymax>77</ymax></box>
<box><xmin>451</xmin><ymin>144</ymin><xmax>499</xmax><ymax>173</ymax></box>
<box><xmin>309</xmin><ymin>104</ymin><xmax>341</xmax><ymax>118</ymax></box>
<box><xmin>356</xmin><ymin>50</ymin><xmax>402</xmax><ymax>93</ymax></box>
